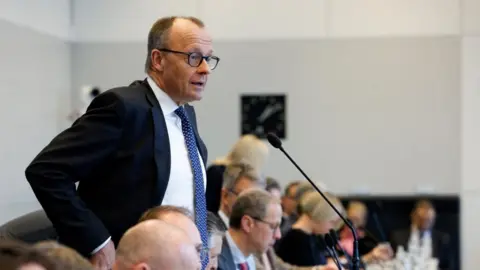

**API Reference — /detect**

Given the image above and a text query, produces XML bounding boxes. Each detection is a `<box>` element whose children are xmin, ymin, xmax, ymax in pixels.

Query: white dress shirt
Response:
<box><xmin>92</xmin><ymin>77</ymin><xmax>207</xmax><ymax>254</ymax></box>
<box><xmin>218</xmin><ymin>210</ymin><xmax>230</xmax><ymax>228</ymax></box>
<box><xmin>225</xmin><ymin>231</ymin><xmax>256</xmax><ymax>270</ymax></box>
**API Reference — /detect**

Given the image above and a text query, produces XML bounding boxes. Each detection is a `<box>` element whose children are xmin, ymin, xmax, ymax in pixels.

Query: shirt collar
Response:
<box><xmin>146</xmin><ymin>75</ymin><xmax>179</xmax><ymax>116</ymax></box>
<box><xmin>218</xmin><ymin>210</ymin><xmax>230</xmax><ymax>228</ymax></box>
<box><xmin>225</xmin><ymin>231</ymin><xmax>251</xmax><ymax>265</ymax></box>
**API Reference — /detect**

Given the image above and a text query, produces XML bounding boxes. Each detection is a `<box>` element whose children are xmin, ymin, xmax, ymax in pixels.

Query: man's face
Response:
<box><xmin>179</xmin><ymin>243</ymin><xmax>202</xmax><ymax>270</ymax></box>
<box><xmin>154</xmin><ymin>19</ymin><xmax>214</xmax><ymax>104</ymax></box>
<box><xmin>347</xmin><ymin>206</ymin><xmax>367</xmax><ymax>228</ymax></box>
<box><xmin>413</xmin><ymin>207</ymin><xmax>436</xmax><ymax>231</ymax></box>
<box><xmin>248</xmin><ymin>202</ymin><xmax>283</xmax><ymax>254</ymax></box>
<box><xmin>206</xmin><ymin>234</ymin><xmax>223</xmax><ymax>270</ymax></box>
<box><xmin>281</xmin><ymin>185</ymin><xmax>298</xmax><ymax>216</ymax></box>
<box><xmin>222</xmin><ymin>177</ymin><xmax>260</xmax><ymax>217</ymax></box>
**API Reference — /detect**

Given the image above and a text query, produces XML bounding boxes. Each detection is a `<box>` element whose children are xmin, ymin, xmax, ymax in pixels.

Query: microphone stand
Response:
<box><xmin>329</xmin><ymin>229</ymin><xmax>353</xmax><ymax>269</ymax></box>
<box><xmin>324</xmin><ymin>234</ymin><xmax>344</xmax><ymax>270</ymax></box>
<box><xmin>266</xmin><ymin>133</ymin><xmax>361</xmax><ymax>270</ymax></box>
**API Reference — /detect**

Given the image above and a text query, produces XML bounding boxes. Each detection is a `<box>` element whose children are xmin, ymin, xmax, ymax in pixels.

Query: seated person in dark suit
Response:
<box><xmin>0</xmin><ymin>210</ymin><xmax>57</xmax><ymax>243</ymax></box>
<box><xmin>206</xmin><ymin>134</ymin><xmax>269</xmax><ymax>213</ymax></box>
<box><xmin>218</xmin><ymin>189</ymin><xmax>282</xmax><ymax>270</ymax></box>
<box><xmin>217</xmin><ymin>163</ymin><xmax>265</xmax><ymax>229</ymax></box>
<box><xmin>389</xmin><ymin>200</ymin><xmax>454</xmax><ymax>270</ymax></box>
<box><xmin>279</xmin><ymin>181</ymin><xmax>301</xmax><ymax>237</ymax></box>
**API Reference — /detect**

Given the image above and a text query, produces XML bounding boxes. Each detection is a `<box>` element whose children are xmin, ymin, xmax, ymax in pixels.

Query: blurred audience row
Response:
<box><xmin>0</xmin><ymin>134</ymin><xmax>453</xmax><ymax>270</ymax></box>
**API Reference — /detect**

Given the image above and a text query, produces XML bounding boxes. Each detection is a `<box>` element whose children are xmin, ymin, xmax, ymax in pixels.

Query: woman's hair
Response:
<box><xmin>214</xmin><ymin>134</ymin><xmax>269</xmax><ymax>170</ymax></box>
<box><xmin>33</xmin><ymin>241</ymin><xmax>94</xmax><ymax>270</ymax></box>
<box><xmin>300</xmin><ymin>192</ymin><xmax>344</xmax><ymax>223</ymax></box>
<box><xmin>294</xmin><ymin>181</ymin><xmax>330</xmax><ymax>215</ymax></box>
<box><xmin>0</xmin><ymin>240</ymin><xmax>58</xmax><ymax>270</ymax></box>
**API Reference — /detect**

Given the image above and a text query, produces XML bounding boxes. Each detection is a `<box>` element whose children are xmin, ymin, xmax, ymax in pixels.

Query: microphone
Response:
<box><xmin>266</xmin><ymin>132</ymin><xmax>361</xmax><ymax>270</ymax></box>
<box><xmin>324</xmin><ymin>233</ymin><xmax>343</xmax><ymax>270</ymax></box>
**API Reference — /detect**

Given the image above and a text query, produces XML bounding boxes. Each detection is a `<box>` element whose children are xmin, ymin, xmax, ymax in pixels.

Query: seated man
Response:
<box><xmin>218</xmin><ymin>189</ymin><xmax>282</xmax><ymax>270</ymax></box>
<box><xmin>34</xmin><ymin>241</ymin><xmax>94</xmax><ymax>270</ymax></box>
<box><xmin>218</xmin><ymin>163</ymin><xmax>265</xmax><ymax>229</ymax></box>
<box><xmin>138</xmin><ymin>205</ymin><xmax>203</xmax><ymax>257</ymax></box>
<box><xmin>390</xmin><ymin>200</ymin><xmax>453</xmax><ymax>270</ymax></box>
<box><xmin>113</xmin><ymin>219</ymin><xmax>200</xmax><ymax>270</ymax></box>
<box><xmin>206</xmin><ymin>212</ymin><xmax>227</xmax><ymax>270</ymax></box>
<box><xmin>279</xmin><ymin>181</ymin><xmax>301</xmax><ymax>236</ymax></box>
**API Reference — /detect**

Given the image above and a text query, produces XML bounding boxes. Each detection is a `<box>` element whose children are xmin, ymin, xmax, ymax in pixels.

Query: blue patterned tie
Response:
<box><xmin>175</xmin><ymin>107</ymin><xmax>209</xmax><ymax>269</ymax></box>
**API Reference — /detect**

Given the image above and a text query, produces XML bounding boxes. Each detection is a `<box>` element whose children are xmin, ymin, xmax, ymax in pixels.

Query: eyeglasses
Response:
<box><xmin>158</xmin><ymin>48</ymin><xmax>220</xmax><ymax>70</ymax></box>
<box><xmin>250</xmin><ymin>216</ymin><xmax>281</xmax><ymax>231</ymax></box>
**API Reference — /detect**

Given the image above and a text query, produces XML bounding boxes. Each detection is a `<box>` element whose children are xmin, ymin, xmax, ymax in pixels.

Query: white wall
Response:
<box><xmin>72</xmin><ymin>0</ymin><xmax>461</xmax><ymax>42</ymax></box>
<box><xmin>0</xmin><ymin>0</ymin><xmax>71</xmax><ymax>40</ymax></box>
<box><xmin>0</xmin><ymin>1</ymin><xmax>72</xmax><ymax>222</ymax></box>
<box><xmin>460</xmin><ymin>1</ymin><xmax>480</xmax><ymax>268</ymax></box>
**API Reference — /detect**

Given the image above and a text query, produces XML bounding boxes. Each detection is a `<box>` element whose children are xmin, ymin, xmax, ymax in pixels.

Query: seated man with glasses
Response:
<box><xmin>218</xmin><ymin>189</ymin><xmax>282</xmax><ymax>270</ymax></box>
<box><xmin>218</xmin><ymin>163</ymin><xmax>266</xmax><ymax>229</ymax></box>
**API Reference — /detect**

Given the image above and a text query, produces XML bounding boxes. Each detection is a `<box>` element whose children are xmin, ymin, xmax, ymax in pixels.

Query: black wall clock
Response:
<box><xmin>241</xmin><ymin>94</ymin><xmax>286</xmax><ymax>139</ymax></box>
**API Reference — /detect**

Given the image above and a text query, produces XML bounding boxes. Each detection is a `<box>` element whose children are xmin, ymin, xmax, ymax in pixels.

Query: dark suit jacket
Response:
<box><xmin>218</xmin><ymin>235</ymin><xmax>235</xmax><ymax>270</ymax></box>
<box><xmin>390</xmin><ymin>229</ymin><xmax>453</xmax><ymax>270</ymax></box>
<box><xmin>24</xmin><ymin>79</ymin><xmax>208</xmax><ymax>256</ymax></box>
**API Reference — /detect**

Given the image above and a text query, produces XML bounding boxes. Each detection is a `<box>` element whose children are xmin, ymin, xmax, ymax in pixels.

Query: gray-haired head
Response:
<box><xmin>222</xmin><ymin>163</ymin><xmax>265</xmax><ymax>190</ymax></box>
<box><xmin>229</xmin><ymin>189</ymin><xmax>277</xmax><ymax>229</ymax></box>
<box><xmin>215</xmin><ymin>134</ymin><xmax>269</xmax><ymax>170</ymax></box>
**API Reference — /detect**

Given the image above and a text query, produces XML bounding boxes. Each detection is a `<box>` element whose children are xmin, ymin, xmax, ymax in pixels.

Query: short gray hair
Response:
<box><xmin>144</xmin><ymin>16</ymin><xmax>205</xmax><ymax>72</ymax></box>
<box><xmin>229</xmin><ymin>189</ymin><xmax>276</xmax><ymax>229</ymax></box>
<box><xmin>222</xmin><ymin>163</ymin><xmax>265</xmax><ymax>190</ymax></box>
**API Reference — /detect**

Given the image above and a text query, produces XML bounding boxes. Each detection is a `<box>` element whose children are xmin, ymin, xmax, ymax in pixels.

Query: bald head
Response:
<box><xmin>139</xmin><ymin>206</ymin><xmax>202</xmax><ymax>252</ymax></box>
<box><xmin>114</xmin><ymin>220</ymin><xmax>200</xmax><ymax>270</ymax></box>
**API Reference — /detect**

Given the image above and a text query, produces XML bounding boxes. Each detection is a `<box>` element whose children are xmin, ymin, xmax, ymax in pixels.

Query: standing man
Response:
<box><xmin>24</xmin><ymin>16</ymin><xmax>220</xmax><ymax>270</ymax></box>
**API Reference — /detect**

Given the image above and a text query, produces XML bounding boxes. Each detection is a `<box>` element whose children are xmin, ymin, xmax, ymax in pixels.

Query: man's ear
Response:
<box><xmin>151</xmin><ymin>49</ymin><xmax>164</xmax><ymax>72</ymax></box>
<box><xmin>241</xmin><ymin>215</ymin><xmax>255</xmax><ymax>233</ymax></box>
<box><xmin>133</xmin><ymin>262</ymin><xmax>151</xmax><ymax>270</ymax></box>
<box><xmin>221</xmin><ymin>188</ymin><xmax>229</xmax><ymax>202</ymax></box>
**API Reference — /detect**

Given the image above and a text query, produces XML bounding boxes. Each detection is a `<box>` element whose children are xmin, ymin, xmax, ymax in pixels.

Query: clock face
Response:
<box><xmin>241</xmin><ymin>94</ymin><xmax>286</xmax><ymax>139</ymax></box>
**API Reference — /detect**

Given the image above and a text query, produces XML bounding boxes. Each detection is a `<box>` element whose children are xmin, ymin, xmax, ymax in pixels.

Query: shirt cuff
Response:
<box><xmin>91</xmin><ymin>236</ymin><xmax>111</xmax><ymax>255</ymax></box>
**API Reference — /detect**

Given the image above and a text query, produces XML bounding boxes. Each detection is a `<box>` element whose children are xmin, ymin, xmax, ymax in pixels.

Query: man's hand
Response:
<box><xmin>90</xmin><ymin>239</ymin><xmax>116</xmax><ymax>270</ymax></box>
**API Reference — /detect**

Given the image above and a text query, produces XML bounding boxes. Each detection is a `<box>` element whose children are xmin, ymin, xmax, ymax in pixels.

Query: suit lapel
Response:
<box><xmin>267</xmin><ymin>248</ymin><xmax>276</xmax><ymax>270</ymax></box>
<box><xmin>145</xmin><ymin>82</ymin><xmax>171</xmax><ymax>205</ymax></box>
<box><xmin>219</xmin><ymin>236</ymin><xmax>236</xmax><ymax>270</ymax></box>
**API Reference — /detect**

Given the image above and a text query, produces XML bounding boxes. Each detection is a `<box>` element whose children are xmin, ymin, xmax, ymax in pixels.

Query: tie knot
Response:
<box><xmin>174</xmin><ymin>107</ymin><xmax>187</xmax><ymax>121</ymax></box>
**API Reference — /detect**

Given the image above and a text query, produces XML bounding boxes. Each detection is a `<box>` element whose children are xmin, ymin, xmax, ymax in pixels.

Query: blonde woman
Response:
<box><xmin>275</xmin><ymin>191</ymin><xmax>342</xmax><ymax>269</ymax></box>
<box><xmin>206</xmin><ymin>134</ymin><xmax>269</xmax><ymax>213</ymax></box>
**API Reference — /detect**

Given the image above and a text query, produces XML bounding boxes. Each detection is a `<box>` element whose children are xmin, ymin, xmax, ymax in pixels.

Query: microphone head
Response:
<box><xmin>324</xmin><ymin>233</ymin><xmax>336</xmax><ymax>248</ymax></box>
<box><xmin>266</xmin><ymin>132</ymin><xmax>282</xmax><ymax>149</ymax></box>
